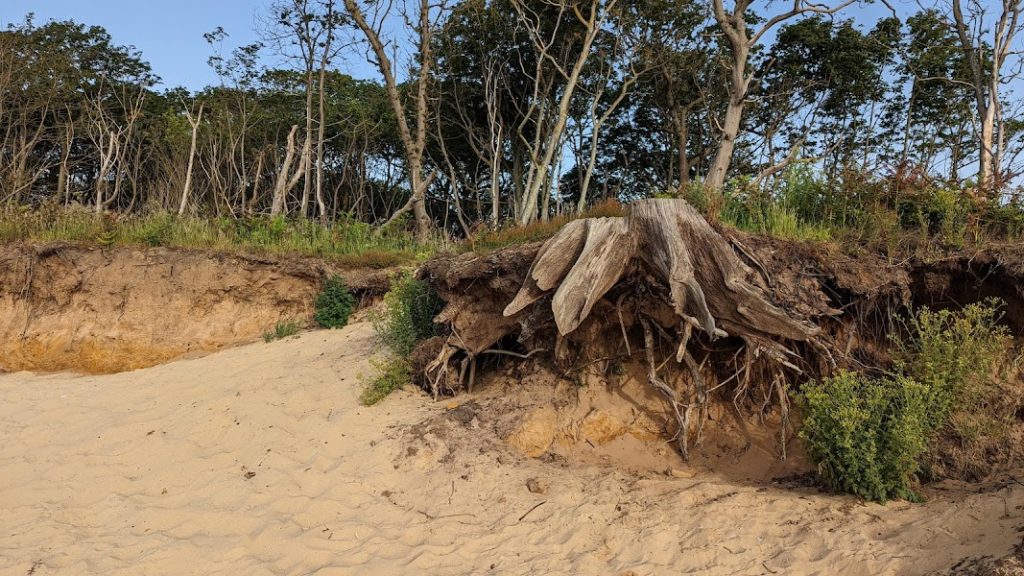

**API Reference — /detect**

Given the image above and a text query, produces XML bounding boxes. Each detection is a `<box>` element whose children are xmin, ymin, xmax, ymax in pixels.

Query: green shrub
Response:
<box><xmin>799</xmin><ymin>300</ymin><xmax>1018</xmax><ymax>501</ymax></box>
<box><xmin>371</xmin><ymin>272</ymin><xmax>442</xmax><ymax>356</ymax></box>
<box><xmin>360</xmin><ymin>356</ymin><xmax>412</xmax><ymax>405</ymax></box>
<box><xmin>893</xmin><ymin>299</ymin><xmax>1016</xmax><ymax>455</ymax></box>
<box><xmin>362</xmin><ymin>272</ymin><xmax>443</xmax><ymax>405</ymax></box>
<box><xmin>314</xmin><ymin>276</ymin><xmax>356</xmax><ymax>329</ymax></box>
<box><xmin>798</xmin><ymin>371</ymin><xmax>932</xmax><ymax>503</ymax></box>
<box><xmin>263</xmin><ymin>320</ymin><xmax>300</xmax><ymax>342</ymax></box>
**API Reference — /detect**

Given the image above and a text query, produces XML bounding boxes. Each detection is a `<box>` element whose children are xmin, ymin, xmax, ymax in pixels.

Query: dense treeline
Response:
<box><xmin>1</xmin><ymin>0</ymin><xmax>1022</xmax><ymax>241</ymax></box>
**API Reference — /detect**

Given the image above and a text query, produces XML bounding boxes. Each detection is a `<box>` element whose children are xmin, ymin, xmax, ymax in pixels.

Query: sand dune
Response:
<box><xmin>1</xmin><ymin>320</ymin><xmax>1022</xmax><ymax>575</ymax></box>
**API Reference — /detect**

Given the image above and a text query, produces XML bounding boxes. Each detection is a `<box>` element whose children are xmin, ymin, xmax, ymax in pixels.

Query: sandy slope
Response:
<box><xmin>1</xmin><ymin>320</ymin><xmax>1022</xmax><ymax>576</ymax></box>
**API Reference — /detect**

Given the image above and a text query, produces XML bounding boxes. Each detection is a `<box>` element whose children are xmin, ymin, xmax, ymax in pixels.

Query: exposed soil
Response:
<box><xmin>418</xmin><ymin>229</ymin><xmax>1024</xmax><ymax>479</ymax></box>
<box><xmin>2</xmin><ymin>233</ymin><xmax>1023</xmax><ymax>574</ymax></box>
<box><xmin>0</xmin><ymin>242</ymin><xmax>393</xmax><ymax>374</ymax></box>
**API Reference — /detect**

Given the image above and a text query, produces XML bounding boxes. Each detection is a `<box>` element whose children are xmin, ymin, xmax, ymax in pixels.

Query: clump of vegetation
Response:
<box><xmin>893</xmin><ymin>299</ymin><xmax>1020</xmax><ymax>478</ymax></box>
<box><xmin>798</xmin><ymin>372</ymin><xmax>931</xmax><ymax>502</ymax></box>
<box><xmin>314</xmin><ymin>276</ymin><xmax>356</xmax><ymax>329</ymax></box>
<box><xmin>798</xmin><ymin>299</ymin><xmax>1019</xmax><ymax>502</ymax></box>
<box><xmin>371</xmin><ymin>272</ymin><xmax>444</xmax><ymax>356</ymax></box>
<box><xmin>0</xmin><ymin>206</ymin><xmax>432</xmax><ymax>268</ymax></box>
<box><xmin>360</xmin><ymin>356</ymin><xmax>413</xmax><ymax>406</ymax></box>
<box><xmin>362</xmin><ymin>273</ymin><xmax>444</xmax><ymax>405</ymax></box>
<box><xmin>469</xmin><ymin>199</ymin><xmax>626</xmax><ymax>253</ymax></box>
<box><xmin>263</xmin><ymin>320</ymin><xmax>301</xmax><ymax>342</ymax></box>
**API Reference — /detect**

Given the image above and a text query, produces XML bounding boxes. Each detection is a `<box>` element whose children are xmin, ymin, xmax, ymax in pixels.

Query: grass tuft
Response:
<box><xmin>263</xmin><ymin>320</ymin><xmax>300</xmax><ymax>342</ymax></box>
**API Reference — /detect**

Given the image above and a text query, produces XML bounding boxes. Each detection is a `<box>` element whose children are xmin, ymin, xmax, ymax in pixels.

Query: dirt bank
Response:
<box><xmin>417</xmin><ymin>225</ymin><xmax>1024</xmax><ymax>479</ymax></box>
<box><xmin>1</xmin><ymin>320</ymin><xmax>1021</xmax><ymax>575</ymax></box>
<box><xmin>0</xmin><ymin>242</ymin><xmax>392</xmax><ymax>373</ymax></box>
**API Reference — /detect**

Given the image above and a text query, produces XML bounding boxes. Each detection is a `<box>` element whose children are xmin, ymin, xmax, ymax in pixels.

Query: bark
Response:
<box><xmin>271</xmin><ymin>125</ymin><xmax>309</xmax><ymax>216</ymax></box>
<box><xmin>950</xmin><ymin>0</ymin><xmax>1020</xmax><ymax>189</ymax></box>
<box><xmin>706</xmin><ymin>0</ymin><xmax>855</xmax><ymax>191</ymax></box>
<box><xmin>513</xmin><ymin>0</ymin><xmax>615</xmax><ymax>224</ymax></box>
<box><xmin>179</xmin><ymin>102</ymin><xmax>204</xmax><ymax>215</ymax></box>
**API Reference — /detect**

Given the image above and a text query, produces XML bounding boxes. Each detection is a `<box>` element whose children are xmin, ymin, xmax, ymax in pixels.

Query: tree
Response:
<box><xmin>341</xmin><ymin>0</ymin><xmax>441</xmax><ymax>239</ymax></box>
<box><xmin>948</xmin><ymin>0</ymin><xmax>1023</xmax><ymax>189</ymax></box>
<box><xmin>706</xmin><ymin>0</ymin><xmax>857</xmax><ymax>191</ymax></box>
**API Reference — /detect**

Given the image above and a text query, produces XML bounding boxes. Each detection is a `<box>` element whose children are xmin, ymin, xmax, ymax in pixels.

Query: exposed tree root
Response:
<box><xmin>417</xmin><ymin>199</ymin><xmax>1024</xmax><ymax>466</ymax></box>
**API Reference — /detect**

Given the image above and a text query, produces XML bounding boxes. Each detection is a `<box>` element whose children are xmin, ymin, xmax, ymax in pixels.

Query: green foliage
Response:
<box><xmin>360</xmin><ymin>356</ymin><xmax>412</xmax><ymax>406</ymax></box>
<box><xmin>314</xmin><ymin>276</ymin><xmax>356</xmax><ymax>329</ymax></box>
<box><xmin>892</xmin><ymin>299</ymin><xmax>1015</xmax><ymax>444</ymax></box>
<box><xmin>799</xmin><ymin>300</ymin><xmax>1018</xmax><ymax>501</ymax></box>
<box><xmin>719</xmin><ymin>174</ymin><xmax>833</xmax><ymax>242</ymax></box>
<box><xmin>700</xmin><ymin>165</ymin><xmax>1024</xmax><ymax>252</ymax></box>
<box><xmin>897</xmin><ymin>187</ymin><xmax>971</xmax><ymax>248</ymax></box>
<box><xmin>371</xmin><ymin>272</ymin><xmax>443</xmax><ymax>356</ymax></box>
<box><xmin>263</xmin><ymin>320</ymin><xmax>300</xmax><ymax>342</ymax></box>
<box><xmin>362</xmin><ymin>273</ymin><xmax>443</xmax><ymax>405</ymax></box>
<box><xmin>798</xmin><ymin>371</ymin><xmax>931</xmax><ymax>503</ymax></box>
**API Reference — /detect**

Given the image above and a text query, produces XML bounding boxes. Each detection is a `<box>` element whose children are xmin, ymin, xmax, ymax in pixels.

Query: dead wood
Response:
<box><xmin>427</xmin><ymin>199</ymin><xmax>825</xmax><ymax>454</ymax></box>
<box><xmin>505</xmin><ymin>199</ymin><xmax>818</xmax><ymax>345</ymax></box>
<box><xmin>418</xmin><ymin>203</ymin><xmax>1024</xmax><ymax>466</ymax></box>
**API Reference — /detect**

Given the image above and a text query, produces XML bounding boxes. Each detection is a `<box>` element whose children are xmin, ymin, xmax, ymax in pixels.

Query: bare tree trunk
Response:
<box><xmin>271</xmin><ymin>125</ymin><xmax>309</xmax><ymax>216</ymax></box>
<box><xmin>512</xmin><ymin>0</ymin><xmax>615</xmax><ymax>224</ymax></box>
<box><xmin>179</xmin><ymin>101</ymin><xmax>204</xmax><ymax>215</ymax></box>
<box><xmin>707</xmin><ymin>0</ymin><xmax>854</xmax><ymax>192</ymax></box>
<box><xmin>315</xmin><ymin>60</ymin><xmax>329</xmax><ymax>222</ymax></box>
<box><xmin>57</xmin><ymin>120</ymin><xmax>73</xmax><ymax>206</ymax></box>
<box><xmin>342</xmin><ymin>0</ymin><xmax>436</xmax><ymax>239</ymax></box>
<box><xmin>705</xmin><ymin>88</ymin><xmax>746</xmax><ymax>191</ymax></box>
<box><xmin>950</xmin><ymin>0</ymin><xmax>1022</xmax><ymax>190</ymax></box>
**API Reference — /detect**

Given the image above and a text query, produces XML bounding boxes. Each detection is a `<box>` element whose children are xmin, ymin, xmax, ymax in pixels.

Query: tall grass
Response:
<box><xmin>0</xmin><ymin>205</ymin><xmax>436</xmax><ymax>267</ymax></box>
<box><xmin>678</xmin><ymin>166</ymin><xmax>1024</xmax><ymax>251</ymax></box>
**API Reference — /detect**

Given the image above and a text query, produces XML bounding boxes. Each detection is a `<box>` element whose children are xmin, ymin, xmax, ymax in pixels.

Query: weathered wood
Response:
<box><xmin>550</xmin><ymin>217</ymin><xmax>635</xmax><ymax>335</ymax></box>
<box><xmin>505</xmin><ymin>198</ymin><xmax>817</xmax><ymax>344</ymax></box>
<box><xmin>504</xmin><ymin>218</ymin><xmax>590</xmax><ymax>317</ymax></box>
<box><xmin>630</xmin><ymin>198</ymin><xmax>817</xmax><ymax>343</ymax></box>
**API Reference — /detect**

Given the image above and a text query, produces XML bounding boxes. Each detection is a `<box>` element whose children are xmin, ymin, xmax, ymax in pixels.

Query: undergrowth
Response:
<box><xmin>361</xmin><ymin>272</ymin><xmax>443</xmax><ymax>405</ymax></box>
<box><xmin>799</xmin><ymin>371</ymin><xmax>930</xmax><ymax>503</ymax></box>
<box><xmin>892</xmin><ymin>299</ymin><xmax>1021</xmax><ymax>480</ymax></box>
<box><xmin>469</xmin><ymin>198</ymin><xmax>626</xmax><ymax>253</ymax></box>
<box><xmin>670</xmin><ymin>166</ymin><xmax>1024</xmax><ymax>253</ymax></box>
<box><xmin>798</xmin><ymin>300</ymin><xmax>1019</xmax><ymax>502</ymax></box>
<box><xmin>0</xmin><ymin>205</ymin><xmax>434</xmax><ymax>267</ymax></box>
<box><xmin>263</xmin><ymin>320</ymin><xmax>300</xmax><ymax>342</ymax></box>
<box><xmin>314</xmin><ymin>276</ymin><xmax>356</xmax><ymax>329</ymax></box>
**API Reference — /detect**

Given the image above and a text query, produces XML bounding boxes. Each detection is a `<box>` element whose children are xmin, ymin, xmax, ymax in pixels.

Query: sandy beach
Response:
<box><xmin>2</xmin><ymin>320</ymin><xmax>1022</xmax><ymax>575</ymax></box>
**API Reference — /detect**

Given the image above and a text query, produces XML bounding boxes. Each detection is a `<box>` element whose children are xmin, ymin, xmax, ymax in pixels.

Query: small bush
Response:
<box><xmin>798</xmin><ymin>371</ymin><xmax>932</xmax><ymax>503</ymax></box>
<box><xmin>799</xmin><ymin>299</ymin><xmax>1019</xmax><ymax>501</ymax></box>
<box><xmin>371</xmin><ymin>272</ymin><xmax>442</xmax><ymax>356</ymax></box>
<box><xmin>314</xmin><ymin>276</ymin><xmax>356</xmax><ymax>329</ymax></box>
<box><xmin>360</xmin><ymin>356</ymin><xmax>412</xmax><ymax>405</ymax></box>
<box><xmin>363</xmin><ymin>272</ymin><xmax>443</xmax><ymax>405</ymax></box>
<box><xmin>893</xmin><ymin>299</ymin><xmax>1018</xmax><ymax>477</ymax></box>
<box><xmin>263</xmin><ymin>320</ymin><xmax>300</xmax><ymax>342</ymax></box>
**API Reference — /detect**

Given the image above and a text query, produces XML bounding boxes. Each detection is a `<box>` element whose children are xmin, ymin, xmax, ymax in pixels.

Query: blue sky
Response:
<box><xmin>2</xmin><ymin>0</ymin><xmax>267</xmax><ymax>89</ymax></box>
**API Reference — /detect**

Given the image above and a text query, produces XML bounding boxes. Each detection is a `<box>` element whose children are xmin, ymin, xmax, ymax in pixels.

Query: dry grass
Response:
<box><xmin>469</xmin><ymin>199</ymin><xmax>627</xmax><ymax>253</ymax></box>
